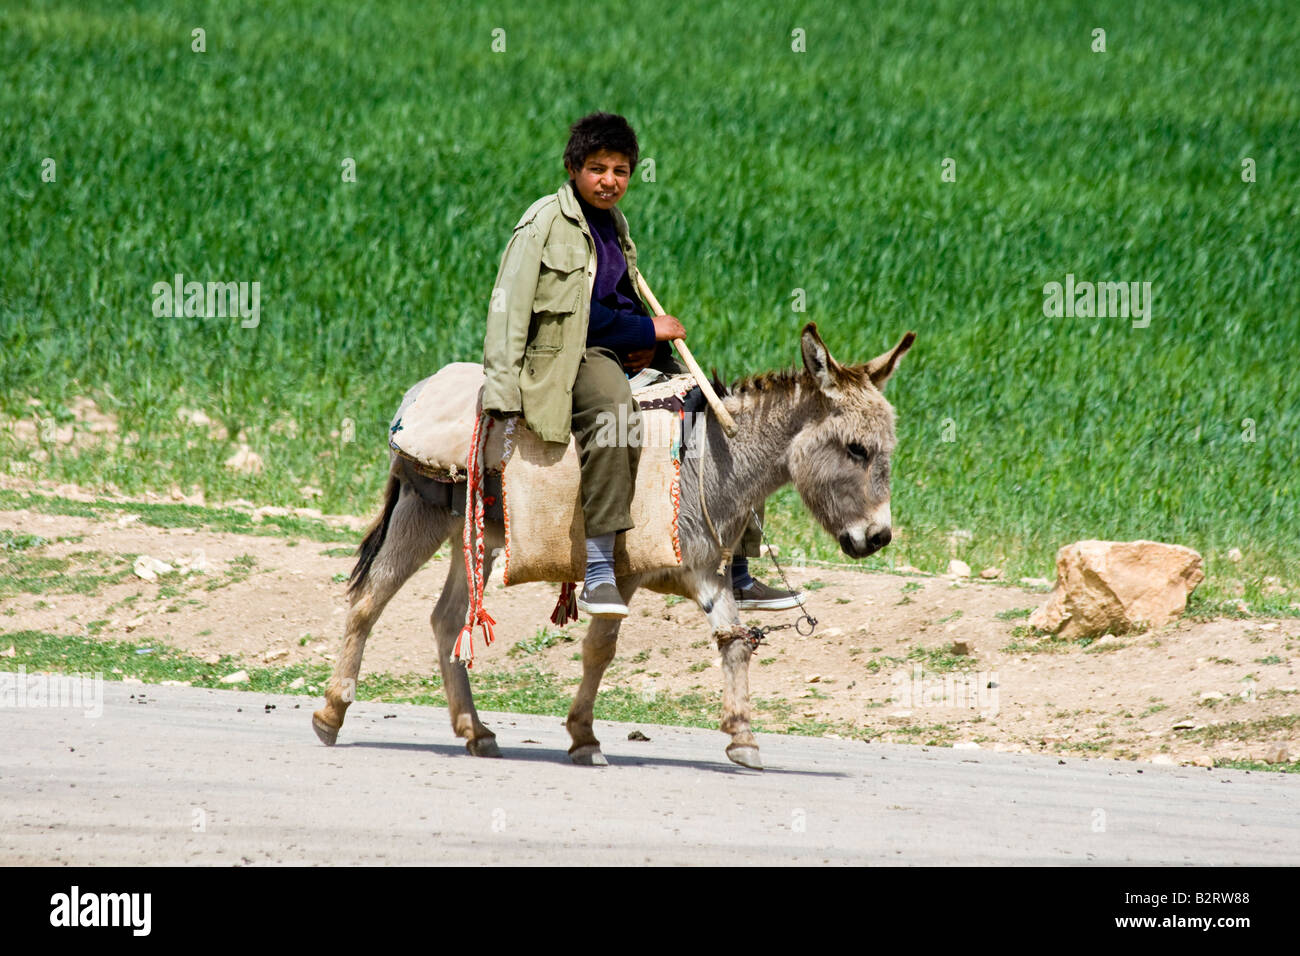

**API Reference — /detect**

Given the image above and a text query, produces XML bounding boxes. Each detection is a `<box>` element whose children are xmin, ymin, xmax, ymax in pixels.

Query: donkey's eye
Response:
<box><xmin>846</xmin><ymin>442</ymin><xmax>870</xmax><ymax>463</ymax></box>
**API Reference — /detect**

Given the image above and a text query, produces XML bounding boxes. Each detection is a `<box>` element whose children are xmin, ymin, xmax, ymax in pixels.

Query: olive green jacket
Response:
<box><xmin>481</xmin><ymin>182</ymin><xmax>647</xmax><ymax>444</ymax></box>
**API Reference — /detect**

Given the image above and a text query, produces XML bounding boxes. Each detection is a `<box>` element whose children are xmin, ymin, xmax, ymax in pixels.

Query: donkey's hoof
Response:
<box><xmin>311</xmin><ymin>713</ymin><xmax>339</xmax><ymax>747</ymax></box>
<box><xmin>570</xmin><ymin>744</ymin><xmax>608</xmax><ymax>766</ymax></box>
<box><xmin>466</xmin><ymin>736</ymin><xmax>502</xmax><ymax>758</ymax></box>
<box><xmin>726</xmin><ymin>744</ymin><xmax>763</xmax><ymax>770</ymax></box>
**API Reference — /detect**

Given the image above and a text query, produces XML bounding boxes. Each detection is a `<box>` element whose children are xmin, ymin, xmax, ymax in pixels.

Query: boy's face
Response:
<box><xmin>566</xmin><ymin>149</ymin><xmax>632</xmax><ymax>211</ymax></box>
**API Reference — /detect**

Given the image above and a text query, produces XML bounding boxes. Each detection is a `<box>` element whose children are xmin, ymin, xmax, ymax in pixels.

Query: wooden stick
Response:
<box><xmin>635</xmin><ymin>272</ymin><xmax>738</xmax><ymax>437</ymax></box>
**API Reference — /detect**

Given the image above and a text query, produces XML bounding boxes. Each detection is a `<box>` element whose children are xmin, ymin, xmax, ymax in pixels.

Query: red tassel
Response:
<box><xmin>550</xmin><ymin>582</ymin><xmax>579</xmax><ymax>625</ymax></box>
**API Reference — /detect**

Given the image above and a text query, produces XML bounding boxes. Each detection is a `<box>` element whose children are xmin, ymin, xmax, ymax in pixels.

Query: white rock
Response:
<box><xmin>947</xmin><ymin>559</ymin><xmax>971</xmax><ymax>578</ymax></box>
<box><xmin>202</xmin><ymin>652</ymin><xmax>221</xmax><ymax>665</ymax></box>
<box><xmin>288</xmin><ymin>676</ymin><xmax>306</xmax><ymax>690</ymax></box>
<box><xmin>1226</xmin><ymin>548</ymin><xmax>1243</xmax><ymax>563</ymax></box>
<box><xmin>224</xmin><ymin>445</ymin><xmax>264</xmax><ymax>474</ymax></box>
<box><xmin>1150</xmin><ymin>755</ymin><xmax>1176</xmax><ymax>765</ymax></box>
<box><xmin>263</xmin><ymin>648</ymin><xmax>289</xmax><ymax>663</ymax></box>
<box><xmin>0</xmin><ymin>645</ymin><xmax>15</xmax><ymax>658</ymax></box>
<box><xmin>1199</xmin><ymin>691</ymin><xmax>1225</xmax><ymax>701</ymax></box>
<box><xmin>132</xmin><ymin>555</ymin><xmax>173</xmax><ymax>581</ymax></box>
<box><xmin>219</xmin><ymin>670</ymin><xmax>249</xmax><ymax>684</ymax></box>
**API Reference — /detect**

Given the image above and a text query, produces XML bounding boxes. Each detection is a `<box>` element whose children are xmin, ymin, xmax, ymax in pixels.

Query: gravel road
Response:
<box><xmin>3</xmin><ymin>679</ymin><xmax>1296</xmax><ymax>865</ymax></box>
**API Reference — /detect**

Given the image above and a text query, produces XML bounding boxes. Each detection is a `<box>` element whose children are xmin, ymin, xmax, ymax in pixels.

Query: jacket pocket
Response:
<box><xmin>533</xmin><ymin>243</ymin><xmax>586</xmax><ymax>317</ymax></box>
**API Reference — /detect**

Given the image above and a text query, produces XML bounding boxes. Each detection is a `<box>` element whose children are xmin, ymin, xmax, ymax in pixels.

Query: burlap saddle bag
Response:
<box><xmin>389</xmin><ymin>363</ymin><xmax>694</xmax><ymax>585</ymax></box>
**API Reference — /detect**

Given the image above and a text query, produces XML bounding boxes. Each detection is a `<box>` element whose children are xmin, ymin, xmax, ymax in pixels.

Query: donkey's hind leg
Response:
<box><xmin>312</xmin><ymin>480</ymin><xmax>451</xmax><ymax>745</ymax></box>
<box><xmin>431</xmin><ymin>523</ymin><xmax>504</xmax><ymax>757</ymax></box>
<box><xmin>565</xmin><ymin>574</ymin><xmax>642</xmax><ymax>766</ymax></box>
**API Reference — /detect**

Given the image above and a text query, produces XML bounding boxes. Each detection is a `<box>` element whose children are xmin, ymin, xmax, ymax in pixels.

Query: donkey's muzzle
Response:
<box><xmin>839</xmin><ymin>527</ymin><xmax>891</xmax><ymax>558</ymax></box>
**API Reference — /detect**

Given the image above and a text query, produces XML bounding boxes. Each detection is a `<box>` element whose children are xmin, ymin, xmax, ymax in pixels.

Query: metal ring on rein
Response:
<box><xmin>795</xmin><ymin>613</ymin><xmax>818</xmax><ymax>636</ymax></box>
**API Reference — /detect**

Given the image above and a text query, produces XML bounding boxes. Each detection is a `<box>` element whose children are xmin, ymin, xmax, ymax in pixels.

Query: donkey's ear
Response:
<box><xmin>801</xmin><ymin>322</ymin><xmax>841</xmax><ymax>393</ymax></box>
<box><xmin>864</xmin><ymin>331</ymin><xmax>916</xmax><ymax>391</ymax></box>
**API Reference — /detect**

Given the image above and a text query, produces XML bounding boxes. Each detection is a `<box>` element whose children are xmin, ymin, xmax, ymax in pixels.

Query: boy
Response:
<box><xmin>482</xmin><ymin>112</ymin><xmax>797</xmax><ymax>618</ymax></box>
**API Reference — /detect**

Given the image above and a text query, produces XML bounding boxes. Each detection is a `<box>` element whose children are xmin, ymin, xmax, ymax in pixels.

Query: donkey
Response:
<box><xmin>312</xmin><ymin>323</ymin><xmax>914</xmax><ymax>769</ymax></box>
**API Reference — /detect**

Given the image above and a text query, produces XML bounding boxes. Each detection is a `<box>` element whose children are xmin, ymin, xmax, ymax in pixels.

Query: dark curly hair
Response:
<box><xmin>563</xmin><ymin>112</ymin><xmax>639</xmax><ymax>174</ymax></box>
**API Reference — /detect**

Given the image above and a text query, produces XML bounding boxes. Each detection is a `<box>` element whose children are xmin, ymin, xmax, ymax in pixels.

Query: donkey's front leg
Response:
<box><xmin>696</xmin><ymin>570</ymin><xmax>763</xmax><ymax>769</ymax></box>
<box><xmin>565</xmin><ymin>575</ymin><xmax>640</xmax><ymax>766</ymax></box>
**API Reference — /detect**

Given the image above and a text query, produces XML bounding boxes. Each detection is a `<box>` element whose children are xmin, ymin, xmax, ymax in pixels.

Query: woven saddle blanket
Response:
<box><xmin>388</xmin><ymin>362</ymin><xmax>695</xmax><ymax>585</ymax></box>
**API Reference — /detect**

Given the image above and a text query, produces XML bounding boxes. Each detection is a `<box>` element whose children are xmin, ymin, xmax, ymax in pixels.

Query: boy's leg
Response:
<box><xmin>732</xmin><ymin>503</ymin><xmax>803</xmax><ymax>611</ymax></box>
<box><xmin>571</xmin><ymin>346</ymin><xmax>641</xmax><ymax>617</ymax></box>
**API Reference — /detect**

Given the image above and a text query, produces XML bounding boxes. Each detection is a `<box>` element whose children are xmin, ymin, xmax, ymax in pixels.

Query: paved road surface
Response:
<box><xmin>3</xmin><ymin>679</ymin><xmax>1296</xmax><ymax>865</ymax></box>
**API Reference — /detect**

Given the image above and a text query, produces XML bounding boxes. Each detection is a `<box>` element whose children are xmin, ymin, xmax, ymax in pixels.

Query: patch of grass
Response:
<box><xmin>321</xmin><ymin>547</ymin><xmax>355</xmax><ymax>558</ymax></box>
<box><xmin>906</xmin><ymin>645</ymin><xmax>976</xmax><ymax>673</ymax></box>
<box><xmin>1254</xmin><ymin>655</ymin><xmax>1284</xmax><ymax>665</ymax></box>
<box><xmin>803</xmin><ymin>579</ymin><xmax>829</xmax><ymax>591</ymax></box>
<box><xmin>507</xmin><ymin>626</ymin><xmax>573</xmax><ymax>658</ymax></box>
<box><xmin>1179</xmin><ymin>714</ymin><xmax>1300</xmax><ymax>744</ymax></box>
<box><xmin>995</xmin><ymin>607</ymin><xmax>1033</xmax><ymax>621</ymax></box>
<box><xmin>1215</xmin><ymin>759</ymin><xmax>1300</xmax><ymax>774</ymax></box>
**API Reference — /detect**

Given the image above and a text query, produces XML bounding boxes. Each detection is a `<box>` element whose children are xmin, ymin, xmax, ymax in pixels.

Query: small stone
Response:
<box><xmin>1171</xmin><ymin>720</ymin><xmax>1197</xmax><ymax>730</ymax></box>
<box><xmin>947</xmin><ymin>559</ymin><xmax>971</xmax><ymax>578</ymax></box>
<box><xmin>219</xmin><ymin>670</ymin><xmax>249</xmax><ymax>684</ymax></box>
<box><xmin>806</xmin><ymin>674</ymin><xmax>821</xmax><ymax>683</ymax></box>
<box><xmin>1258</xmin><ymin>622</ymin><xmax>1279</xmax><ymax>632</ymax></box>
<box><xmin>288</xmin><ymin>676</ymin><xmax>306</xmax><ymax>690</ymax></box>
<box><xmin>627</xmin><ymin>730</ymin><xmax>650</xmax><ymax>742</ymax></box>
<box><xmin>1151</xmin><ymin>755</ymin><xmax>1176</xmax><ymax>765</ymax></box>
<box><xmin>300</xmin><ymin>485</ymin><xmax>324</xmax><ymax>499</ymax></box>
<box><xmin>1260</xmin><ymin>743</ymin><xmax>1290</xmax><ymax>764</ymax></box>
<box><xmin>819</xmin><ymin>626</ymin><xmax>844</xmax><ymax>638</ymax></box>
<box><xmin>1200</xmin><ymin>691</ymin><xmax>1225</xmax><ymax>701</ymax></box>
<box><xmin>0</xmin><ymin>645</ymin><xmax>15</xmax><ymax>658</ymax></box>
<box><xmin>262</xmin><ymin>648</ymin><xmax>289</xmax><ymax>663</ymax></box>
<box><xmin>979</xmin><ymin>567</ymin><xmax>1002</xmax><ymax>580</ymax></box>
<box><xmin>1187</xmin><ymin>755</ymin><xmax>1215</xmax><ymax>768</ymax></box>
<box><xmin>951</xmin><ymin>639</ymin><xmax>974</xmax><ymax>655</ymax></box>
<box><xmin>203</xmin><ymin>653</ymin><xmax>221</xmax><ymax>665</ymax></box>
<box><xmin>1226</xmin><ymin>548</ymin><xmax>1243</xmax><ymax>563</ymax></box>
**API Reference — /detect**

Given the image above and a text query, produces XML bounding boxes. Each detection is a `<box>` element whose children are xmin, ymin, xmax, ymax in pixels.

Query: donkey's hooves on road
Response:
<box><xmin>311</xmin><ymin>714</ymin><xmax>339</xmax><ymax>747</ymax></box>
<box><xmin>570</xmin><ymin>745</ymin><xmax>608</xmax><ymax>766</ymax></box>
<box><xmin>466</xmin><ymin>736</ymin><xmax>503</xmax><ymax>758</ymax></box>
<box><xmin>726</xmin><ymin>745</ymin><xmax>763</xmax><ymax>770</ymax></box>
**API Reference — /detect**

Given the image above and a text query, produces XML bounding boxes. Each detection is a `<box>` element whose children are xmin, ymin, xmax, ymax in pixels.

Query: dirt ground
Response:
<box><xmin>1</xmin><ymin>479</ymin><xmax>1297</xmax><ymax>769</ymax></box>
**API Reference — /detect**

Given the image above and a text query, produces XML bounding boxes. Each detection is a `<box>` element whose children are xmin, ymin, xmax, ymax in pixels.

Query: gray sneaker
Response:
<box><xmin>734</xmin><ymin>580</ymin><xmax>802</xmax><ymax>611</ymax></box>
<box><xmin>577</xmin><ymin>581</ymin><xmax>628</xmax><ymax>619</ymax></box>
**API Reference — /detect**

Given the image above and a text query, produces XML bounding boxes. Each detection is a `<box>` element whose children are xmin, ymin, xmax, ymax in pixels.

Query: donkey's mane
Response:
<box><xmin>711</xmin><ymin>366</ymin><xmax>816</xmax><ymax>399</ymax></box>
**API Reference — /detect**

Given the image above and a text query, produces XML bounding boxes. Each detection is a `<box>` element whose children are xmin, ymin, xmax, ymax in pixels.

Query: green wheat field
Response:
<box><xmin>3</xmin><ymin>0</ymin><xmax>1297</xmax><ymax>606</ymax></box>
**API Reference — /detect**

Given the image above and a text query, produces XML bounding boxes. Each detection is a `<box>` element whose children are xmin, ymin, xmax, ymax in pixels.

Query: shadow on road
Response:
<box><xmin>340</xmin><ymin>739</ymin><xmax>846</xmax><ymax>778</ymax></box>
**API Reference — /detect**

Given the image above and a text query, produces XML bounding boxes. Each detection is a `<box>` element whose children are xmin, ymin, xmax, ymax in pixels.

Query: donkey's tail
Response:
<box><xmin>348</xmin><ymin>469</ymin><xmax>402</xmax><ymax>598</ymax></box>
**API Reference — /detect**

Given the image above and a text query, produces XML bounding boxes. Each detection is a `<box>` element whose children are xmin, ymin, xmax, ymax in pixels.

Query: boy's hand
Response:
<box><xmin>624</xmin><ymin>348</ymin><xmax>655</xmax><ymax>373</ymax></box>
<box><xmin>651</xmin><ymin>314</ymin><xmax>687</xmax><ymax>342</ymax></box>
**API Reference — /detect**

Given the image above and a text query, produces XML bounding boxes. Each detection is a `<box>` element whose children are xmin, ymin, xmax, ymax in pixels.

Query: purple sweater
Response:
<box><xmin>570</xmin><ymin>181</ymin><xmax>657</xmax><ymax>360</ymax></box>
